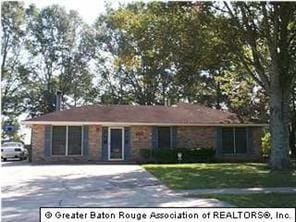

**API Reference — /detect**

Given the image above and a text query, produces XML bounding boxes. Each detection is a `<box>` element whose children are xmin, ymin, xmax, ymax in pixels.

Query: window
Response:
<box><xmin>68</xmin><ymin>126</ymin><xmax>82</xmax><ymax>155</ymax></box>
<box><xmin>52</xmin><ymin>126</ymin><xmax>66</xmax><ymax>155</ymax></box>
<box><xmin>51</xmin><ymin>126</ymin><xmax>82</xmax><ymax>156</ymax></box>
<box><xmin>158</xmin><ymin>127</ymin><xmax>171</xmax><ymax>148</ymax></box>
<box><xmin>235</xmin><ymin>128</ymin><xmax>247</xmax><ymax>153</ymax></box>
<box><xmin>222</xmin><ymin>127</ymin><xmax>247</xmax><ymax>154</ymax></box>
<box><xmin>222</xmin><ymin>128</ymin><xmax>234</xmax><ymax>154</ymax></box>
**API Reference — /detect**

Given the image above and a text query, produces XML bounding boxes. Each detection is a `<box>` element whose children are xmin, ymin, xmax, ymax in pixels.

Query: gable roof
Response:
<box><xmin>23</xmin><ymin>103</ymin><xmax>265</xmax><ymax>126</ymax></box>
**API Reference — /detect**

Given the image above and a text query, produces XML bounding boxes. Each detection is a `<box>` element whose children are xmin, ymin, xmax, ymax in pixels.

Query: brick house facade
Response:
<box><xmin>30</xmin><ymin>124</ymin><xmax>264</xmax><ymax>163</ymax></box>
<box><xmin>26</xmin><ymin>103</ymin><xmax>266</xmax><ymax>163</ymax></box>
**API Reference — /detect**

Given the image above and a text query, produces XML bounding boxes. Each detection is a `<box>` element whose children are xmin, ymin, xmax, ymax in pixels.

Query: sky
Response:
<box><xmin>24</xmin><ymin>0</ymin><xmax>138</xmax><ymax>25</ymax></box>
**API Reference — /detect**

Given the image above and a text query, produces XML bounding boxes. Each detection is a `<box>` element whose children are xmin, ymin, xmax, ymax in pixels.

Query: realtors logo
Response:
<box><xmin>40</xmin><ymin>207</ymin><xmax>295</xmax><ymax>222</ymax></box>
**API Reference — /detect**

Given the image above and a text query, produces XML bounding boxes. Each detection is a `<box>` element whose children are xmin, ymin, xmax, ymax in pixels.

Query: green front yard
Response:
<box><xmin>143</xmin><ymin>163</ymin><xmax>296</xmax><ymax>189</ymax></box>
<box><xmin>197</xmin><ymin>193</ymin><xmax>296</xmax><ymax>207</ymax></box>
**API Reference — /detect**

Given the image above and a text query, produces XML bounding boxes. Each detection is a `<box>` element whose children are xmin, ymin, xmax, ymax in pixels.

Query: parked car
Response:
<box><xmin>1</xmin><ymin>142</ymin><xmax>28</xmax><ymax>161</ymax></box>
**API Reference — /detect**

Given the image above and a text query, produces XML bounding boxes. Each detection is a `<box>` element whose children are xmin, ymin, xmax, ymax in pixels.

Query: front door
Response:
<box><xmin>108</xmin><ymin>128</ymin><xmax>124</xmax><ymax>160</ymax></box>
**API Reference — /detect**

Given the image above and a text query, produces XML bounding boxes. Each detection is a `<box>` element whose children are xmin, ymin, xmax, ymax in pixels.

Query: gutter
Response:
<box><xmin>22</xmin><ymin>121</ymin><xmax>268</xmax><ymax>127</ymax></box>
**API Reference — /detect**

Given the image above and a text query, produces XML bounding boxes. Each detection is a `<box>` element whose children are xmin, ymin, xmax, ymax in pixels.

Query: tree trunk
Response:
<box><xmin>269</xmin><ymin>85</ymin><xmax>292</xmax><ymax>170</ymax></box>
<box><xmin>289</xmin><ymin>122</ymin><xmax>296</xmax><ymax>158</ymax></box>
<box><xmin>216</xmin><ymin>81</ymin><xmax>221</xmax><ymax>110</ymax></box>
<box><xmin>290</xmin><ymin>90</ymin><xmax>296</xmax><ymax>158</ymax></box>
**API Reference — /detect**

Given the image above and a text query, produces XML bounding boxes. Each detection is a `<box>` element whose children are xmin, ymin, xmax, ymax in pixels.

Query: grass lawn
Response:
<box><xmin>197</xmin><ymin>193</ymin><xmax>296</xmax><ymax>207</ymax></box>
<box><xmin>143</xmin><ymin>163</ymin><xmax>296</xmax><ymax>189</ymax></box>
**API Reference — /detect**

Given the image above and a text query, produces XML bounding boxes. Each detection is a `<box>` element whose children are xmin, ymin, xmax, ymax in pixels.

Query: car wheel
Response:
<box><xmin>2</xmin><ymin>158</ymin><xmax>7</xmax><ymax>162</ymax></box>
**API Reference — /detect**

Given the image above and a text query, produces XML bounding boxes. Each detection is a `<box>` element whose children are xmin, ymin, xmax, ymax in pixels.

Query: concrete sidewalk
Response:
<box><xmin>179</xmin><ymin>187</ymin><xmax>296</xmax><ymax>196</ymax></box>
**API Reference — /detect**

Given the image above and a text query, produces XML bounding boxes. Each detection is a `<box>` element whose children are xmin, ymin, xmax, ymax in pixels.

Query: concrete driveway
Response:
<box><xmin>1</xmin><ymin>162</ymin><xmax>231</xmax><ymax>222</ymax></box>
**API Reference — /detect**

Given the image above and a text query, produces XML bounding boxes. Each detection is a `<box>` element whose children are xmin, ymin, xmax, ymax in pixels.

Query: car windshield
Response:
<box><xmin>2</xmin><ymin>143</ymin><xmax>22</xmax><ymax>147</ymax></box>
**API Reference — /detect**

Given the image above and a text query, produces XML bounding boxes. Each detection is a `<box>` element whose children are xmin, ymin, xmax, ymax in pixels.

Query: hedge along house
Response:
<box><xmin>23</xmin><ymin>103</ymin><xmax>267</xmax><ymax>163</ymax></box>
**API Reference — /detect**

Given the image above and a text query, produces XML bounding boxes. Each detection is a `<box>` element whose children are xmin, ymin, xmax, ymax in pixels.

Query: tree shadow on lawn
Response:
<box><xmin>145</xmin><ymin>163</ymin><xmax>296</xmax><ymax>189</ymax></box>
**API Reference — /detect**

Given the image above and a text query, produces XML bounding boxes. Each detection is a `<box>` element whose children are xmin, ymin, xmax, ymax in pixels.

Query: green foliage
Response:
<box><xmin>93</xmin><ymin>2</ymin><xmax>270</xmax><ymax>123</ymax></box>
<box><xmin>1</xmin><ymin>2</ymin><xmax>274</xmax><ymax>121</ymax></box>
<box><xmin>1</xmin><ymin>1</ymin><xmax>27</xmax><ymax>116</ymax></box>
<box><xmin>219</xmin><ymin>70</ymin><xmax>269</xmax><ymax>122</ymax></box>
<box><xmin>140</xmin><ymin>148</ymin><xmax>215</xmax><ymax>163</ymax></box>
<box><xmin>2</xmin><ymin>2</ymin><xmax>98</xmax><ymax>119</ymax></box>
<box><xmin>2</xmin><ymin>1</ymin><xmax>295</xmax><ymax>166</ymax></box>
<box><xmin>261</xmin><ymin>131</ymin><xmax>271</xmax><ymax>157</ymax></box>
<box><xmin>24</xmin><ymin>4</ymin><xmax>96</xmax><ymax>115</ymax></box>
<box><xmin>94</xmin><ymin>2</ymin><xmax>226</xmax><ymax>105</ymax></box>
<box><xmin>213</xmin><ymin>2</ymin><xmax>296</xmax><ymax>169</ymax></box>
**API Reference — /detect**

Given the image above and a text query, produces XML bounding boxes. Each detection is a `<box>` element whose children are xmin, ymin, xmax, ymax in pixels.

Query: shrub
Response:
<box><xmin>139</xmin><ymin>148</ymin><xmax>215</xmax><ymax>163</ymax></box>
<box><xmin>261</xmin><ymin>131</ymin><xmax>271</xmax><ymax>157</ymax></box>
<box><xmin>139</xmin><ymin>149</ymin><xmax>152</xmax><ymax>161</ymax></box>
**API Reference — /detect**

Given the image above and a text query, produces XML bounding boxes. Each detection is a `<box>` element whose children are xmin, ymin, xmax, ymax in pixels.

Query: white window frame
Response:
<box><xmin>108</xmin><ymin>127</ymin><xmax>125</xmax><ymax>161</ymax></box>
<box><xmin>51</xmin><ymin>126</ymin><xmax>83</xmax><ymax>156</ymax></box>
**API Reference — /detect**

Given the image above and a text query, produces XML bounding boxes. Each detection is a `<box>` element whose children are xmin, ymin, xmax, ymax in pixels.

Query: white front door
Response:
<box><xmin>108</xmin><ymin>127</ymin><xmax>124</xmax><ymax>160</ymax></box>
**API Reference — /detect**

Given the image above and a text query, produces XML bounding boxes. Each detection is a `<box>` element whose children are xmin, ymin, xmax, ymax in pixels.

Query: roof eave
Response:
<box><xmin>22</xmin><ymin>120</ymin><xmax>268</xmax><ymax>127</ymax></box>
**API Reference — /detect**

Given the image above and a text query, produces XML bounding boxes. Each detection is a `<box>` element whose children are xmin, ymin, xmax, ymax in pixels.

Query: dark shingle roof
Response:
<box><xmin>24</xmin><ymin>103</ymin><xmax>245</xmax><ymax>125</ymax></box>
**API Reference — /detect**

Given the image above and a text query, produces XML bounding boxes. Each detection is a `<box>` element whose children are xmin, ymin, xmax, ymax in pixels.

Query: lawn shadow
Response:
<box><xmin>145</xmin><ymin>163</ymin><xmax>296</xmax><ymax>189</ymax></box>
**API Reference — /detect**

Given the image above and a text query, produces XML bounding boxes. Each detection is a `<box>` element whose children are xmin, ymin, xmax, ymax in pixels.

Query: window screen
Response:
<box><xmin>235</xmin><ymin>128</ymin><xmax>247</xmax><ymax>153</ymax></box>
<box><xmin>158</xmin><ymin>127</ymin><xmax>171</xmax><ymax>148</ymax></box>
<box><xmin>52</xmin><ymin>126</ymin><xmax>66</xmax><ymax>155</ymax></box>
<box><xmin>68</xmin><ymin>126</ymin><xmax>82</xmax><ymax>155</ymax></box>
<box><xmin>222</xmin><ymin>127</ymin><xmax>247</xmax><ymax>154</ymax></box>
<box><xmin>222</xmin><ymin>128</ymin><xmax>234</xmax><ymax>154</ymax></box>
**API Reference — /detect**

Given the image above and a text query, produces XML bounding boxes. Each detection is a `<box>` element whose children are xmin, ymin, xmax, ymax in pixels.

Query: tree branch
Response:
<box><xmin>1</xmin><ymin>34</ymin><xmax>10</xmax><ymax>77</ymax></box>
<box><xmin>261</xmin><ymin>2</ymin><xmax>273</xmax><ymax>49</ymax></box>
<box><xmin>225</xmin><ymin>2</ymin><xmax>271</xmax><ymax>91</ymax></box>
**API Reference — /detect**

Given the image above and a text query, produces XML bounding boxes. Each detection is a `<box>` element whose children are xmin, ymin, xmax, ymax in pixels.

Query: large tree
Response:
<box><xmin>94</xmin><ymin>2</ymin><xmax>268</xmax><ymax>121</ymax></box>
<box><xmin>94</xmin><ymin>2</ymin><xmax>230</xmax><ymax>106</ymax></box>
<box><xmin>216</xmin><ymin>2</ymin><xmax>296</xmax><ymax>169</ymax></box>
<box><xmin>25</xmin><ymin>4</ymin><xmax>95</xmax><ymax>116</ymax></box>
<box><xmin>1</xmin><ymin>2</ymin><xmax>28</xmax><ymax>140</ymax></box>
<box><xmin>1</xmin><ymin>1</ymin><xmax>26</xmax><ymax>116</ymax></box>
<box><xmin>94</xmin><ymin>2</ymin><xmax>178</xmax><ymax>105</ymax></box>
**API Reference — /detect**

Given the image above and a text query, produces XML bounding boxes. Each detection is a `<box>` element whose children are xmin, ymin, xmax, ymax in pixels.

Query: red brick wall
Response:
<box><xmin>130</xmin><ymin>126</ymin><xmax>152</xmax><ymax>161</ymax></box>
<box><xmin>177</xmin><ymin>126</ymin><xmax>216</xmax><ymax>149</ymax></box>
<box><xmin>31</xmin><ymin>124</ymin><xmax>263</xmax><ymax>162</ymax></box>
<box><xmin>89</xmin><ymin>125</ymin><xmax>102</xmax><ymax>160</ymax></box>
<box><xmin>31</xmin><ymin>125</ymin><xmax>45</xmax><ymax>162</ymax></box>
